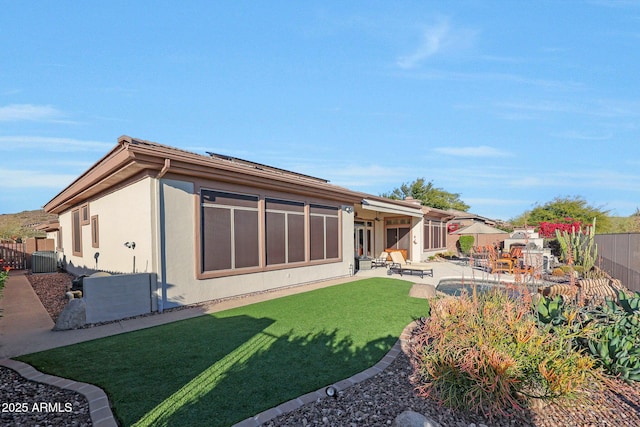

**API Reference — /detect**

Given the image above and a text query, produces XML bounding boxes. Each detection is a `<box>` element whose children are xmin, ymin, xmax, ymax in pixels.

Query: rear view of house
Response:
<box><xmin>44</xmin><ymin>136</ymin><xmax>458</xmax><ymax>312</ymax></box>
<box><xmin>44</xmin><ymin>136</ymin><xmax>371</xmax><ymax>310</ymax></box>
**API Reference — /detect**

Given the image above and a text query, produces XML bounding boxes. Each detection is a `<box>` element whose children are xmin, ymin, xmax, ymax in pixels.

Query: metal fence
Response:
<box><xmin>0</xmin><ymin>242</ymin><xmax>28</xmax><ymax>270</ymax></box>
<box><xmin>595</xmin><ymin>233</ymin><xmax>640</xmax><ymax>293</ymax></box>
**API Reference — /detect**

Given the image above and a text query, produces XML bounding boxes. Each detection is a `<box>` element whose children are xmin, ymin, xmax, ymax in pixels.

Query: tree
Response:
<box><xmin>381</xmin><ymin>178</ymin><xmax>470</xmax><ymax>211</ymax></box>
<box><xmin>511</xmin><ymin>196</ymin><xmax>611</xmax><ymax>233</ymax></box>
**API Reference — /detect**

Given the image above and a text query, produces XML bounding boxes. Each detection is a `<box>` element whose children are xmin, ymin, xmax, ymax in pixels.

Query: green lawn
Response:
<box><xmin>17</xmin><ymin>277</ymin><xmax>429</xmax><ymax>426</ymax></box>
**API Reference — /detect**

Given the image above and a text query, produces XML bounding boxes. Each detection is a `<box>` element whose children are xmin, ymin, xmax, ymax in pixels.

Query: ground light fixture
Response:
<box><xmin>325</xmin><ymin>386</ymin><xmax>338</xmax><ymax>398</ymax></box>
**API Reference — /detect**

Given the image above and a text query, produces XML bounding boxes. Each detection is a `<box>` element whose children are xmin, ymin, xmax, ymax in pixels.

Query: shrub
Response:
<box><xmin>581</xmin><ymin>291</ymin><xmax>640</xmax><ymax>382</ymax></box>
<box><xmin>534</xmin><ymin>291</ymin><xmax>640</xmax><ymax>382</ymax></box>
<box><xmin>410</xmin><ymin>289</ymin><xmax>597</xmax><ymax>419</ymax></box>
<box><xmin>434</xmin><ymin>251</ymin><xmax>456</xmax><ymax>259</ymax></box>
<box><xmin>458</xmin><ymin>236</ymin><xmax>474</xmax><ymax>255</ymax></box>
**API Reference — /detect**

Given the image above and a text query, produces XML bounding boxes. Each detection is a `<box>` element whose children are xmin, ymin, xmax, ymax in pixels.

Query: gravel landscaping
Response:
<box><xmin>2</xmin><ymin>272</ymin><xmax>639</xmax><ymax>426</ymax></box>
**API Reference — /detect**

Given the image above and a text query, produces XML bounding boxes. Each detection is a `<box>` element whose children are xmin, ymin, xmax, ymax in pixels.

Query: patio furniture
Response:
<box><xmin>501</xmin><ymin>246</ymin><xmax>523</xmax><ymax>263</ymax></box>
<box><xmin>387</xmin><ymin>251</ymin><xmax>433</xmax><ymax>279</ymax></box>
<box><xmin>357</xmin><ymin>257</ymin><xmax>372</xmax><ymax>270</ymax></box>
<box><xmin>491</xmin><ymin>257</ymin><xmax>514</xmax><ymax>274</ymax></box>
<box><xmin>371</xmin><ymin>251</ymin><xmax>389</xmax><ymax>268</ymax></box>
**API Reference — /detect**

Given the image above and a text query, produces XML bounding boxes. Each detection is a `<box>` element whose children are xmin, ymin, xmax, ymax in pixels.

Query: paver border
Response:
<box><xmin>233</xmin><ymin>320</ymin><xmax>417</xmax><ymax>427</ymax></box>
<box><xmin>0</xmin><ymin>358</ymin><xmax>118</xmax><ymax>427</ymax></box>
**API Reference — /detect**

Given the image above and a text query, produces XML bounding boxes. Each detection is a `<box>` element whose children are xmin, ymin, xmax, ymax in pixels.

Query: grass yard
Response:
<box><xmin>17</xmin><ymin>277</ymin><xmax>428</xmax><ymax>427</ymax></box>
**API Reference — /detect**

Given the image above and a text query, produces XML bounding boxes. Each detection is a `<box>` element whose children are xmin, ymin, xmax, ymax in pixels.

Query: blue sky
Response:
<box><xmin>1</xmin><ymin>1</ymin><xmax>639</xmax><ymax>220</ymax></box>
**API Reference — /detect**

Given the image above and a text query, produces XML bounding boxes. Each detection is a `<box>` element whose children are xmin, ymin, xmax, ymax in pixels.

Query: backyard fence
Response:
<box><xmin>595</xmin><ymin>233</ymin><xmax>640</xmax><ymax>293</ymax></box>
<box><xmin>0</xmin><ymin>242</ymin><xmax>28</xmax><ymax>270</ymax></box>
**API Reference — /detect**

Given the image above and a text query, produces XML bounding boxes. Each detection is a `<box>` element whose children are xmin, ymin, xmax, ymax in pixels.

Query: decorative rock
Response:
<box><xmin>409</xmin><ymin>284</ymin><xmax>437</xmax><ymax>299</ymax></box>
<box><xmin>53</xmin><ymin>298</ymin><xmax>86</xmax><ymax>330</ymax></box>
<box><xmin>393</xmin><ymin>410</ymin><xmax>441</xmax><ymax>427</ymax></box>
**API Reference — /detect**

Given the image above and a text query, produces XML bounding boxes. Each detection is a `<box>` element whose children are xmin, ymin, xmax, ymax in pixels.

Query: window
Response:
<box><xmin>91</xmin><ymin>215</ymin><xmax>99</xmax><ymax>248</ymax></box>
<box><xmin>265</xmin><ymin>199</ymin><xmax>305</xmax><ymax>265</ymax></box>
<box><xmin>81</xmin><ymin>203</ymin><xmax>90</xmax><ymax>225</ymax></box>
<box><xmin>71</xmin><ymin>209</ymin><xmax>82</xmax><ymax>256</ymax></box>
<box><xmin>201</xmin><ymin>190</ymin><xmax>260</xmax><ymax>272</ymax></box>
<box><xmin>310</xmin><ymin>204</ymin><xmax>339</xmax><ymax>261</ymax></box>
<box><xmin>424</xmin><ymin>219</ymin><xmax>447</xmax><ymax>250</ymax></box>
<box><xmin>386</xmin><ymin>226</ymin><xmax>410</xmax><ymax>250</ymax></box>
<box><xmin>56</xmin><ymin>227</ymin><xmax>63</xmax><ymax>252</ymax></box>
<box><xmin>199</xmin><ymin>188</ymin><xmax>342</xmax><ymax>277</ymax></box>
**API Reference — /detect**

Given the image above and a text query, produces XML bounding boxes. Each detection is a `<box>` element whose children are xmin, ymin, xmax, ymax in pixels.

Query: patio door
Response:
<box><xmin>386</xmin><ymin>218</ymin><xmax>411</xmax><ymax>258</ymax></box>
<box><xmin>354</xmin><ymin>221</ymin><xmax>373</xmax><ymax>258</ymax></box>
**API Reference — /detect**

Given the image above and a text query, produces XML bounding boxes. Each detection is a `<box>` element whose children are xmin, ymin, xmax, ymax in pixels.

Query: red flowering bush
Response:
<box><xmin>538</xmin><ymin>218</ymin><xmax>582</xmax><ymax>238</ymax></box>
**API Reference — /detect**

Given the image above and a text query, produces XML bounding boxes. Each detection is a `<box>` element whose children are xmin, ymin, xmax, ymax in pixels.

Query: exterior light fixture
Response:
<box><xmin>325</xmin><ymin>386</ymin><xmax>337</xmax><ymax>398</ymax></box>
<box><xmin>124</xmin><ymin>242</ymin><xmax>137</xmax><ymax>273</ymax></box>
<box><xmin>342</xmin><ymin>206</ymin><xmax>354</xmax><ymax>214</ymax></box>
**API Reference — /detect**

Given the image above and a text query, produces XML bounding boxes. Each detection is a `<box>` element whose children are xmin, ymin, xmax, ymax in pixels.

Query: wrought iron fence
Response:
<box><xmin>0</xmin><ymin>242</ymin><xmax>28</xmax><ymax>270</ymax></box>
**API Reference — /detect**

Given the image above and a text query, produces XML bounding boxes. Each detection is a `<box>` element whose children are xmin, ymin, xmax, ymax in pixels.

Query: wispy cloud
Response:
<box><xmin>0</xmin><ymin>104</ymin><xmax>64</xmax><ymax>122</ymax></box>
<box><xmin>0</xmin><ymin>136</ymin><xmax>113</xmax><ymax>152</ymax></box>
<box><xmin>405</xmin><ymin>69</ymin><xmax>581</xmax><ymax>91</ymax></box>
<box><xmin>396</xmin><ymin>17</ymin><xmax>476</xmax><ymax>69</ymax></box>
<box><xmin>465</xmin><ymin>197</ymin><xmax>532</xmax><ymax>206</ymax></box>
<box><xmin>288</xmin><ymin>161</ymin><xmax>415</xmax><ymax>189</ymax></box>
<box><xmin>509</xmin><ymin>170</ymin><xmax>640</xmax><ymax>192</ymax></box>
<box><xmin>494</xmin><ymin>98</ymin><xmax>640</xmax><ymax>120</ymax></box>
<box><xmin>434</xmin><ymin>146</ymin><xmax>513</xmax><ymax>157</ymax></box>
<box><xmin>552</xmin><ymin>130</ymin><xmax>613</xmax><ymax>140</ymax></box>
<box><xmin>0</xmin><ymin>168</ymin><xmax>77</xmax><ymax>188</ymax></box>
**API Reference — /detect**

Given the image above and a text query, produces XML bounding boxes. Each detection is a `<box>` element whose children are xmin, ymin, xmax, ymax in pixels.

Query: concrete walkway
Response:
<box><xmin>0</xmin><ymin>261</ymin><xmax>500</xmax><ymax>426</ymax></box>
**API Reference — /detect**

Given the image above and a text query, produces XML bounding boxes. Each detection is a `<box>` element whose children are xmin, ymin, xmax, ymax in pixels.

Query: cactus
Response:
<box><xmin>555</xmin><ymin>217</ymin><xmax>598</xmax><ymax>272</ymax></box>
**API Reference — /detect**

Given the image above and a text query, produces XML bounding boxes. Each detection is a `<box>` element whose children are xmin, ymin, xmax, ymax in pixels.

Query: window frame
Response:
<box><xmin>80</xmin><ymin>203</ymin><xmax>90</xmax><ymax>225</ymax></box>
<box><xmin>423</xmin><ymin>219</ymin><xmax>447</xmax><ymax>251</ymax></box>
<box><xmin>200</xmin><ymin>189</ymin><xmax>261</xmax><ymax>273</ymax></box>
<box><xmin>197</xmin><ymin>187</ymin><xmax>343</xmax><ymax>279</ymax></box>
<box><xmin>309</xmin><ymin>204</ymin><xmax>340</xmax><ymax>262</ymax></box>
<box><xmin>91</xmin><ymin>215</ymin><xmax>99</xmax><ymax>248</ymax></box>
<box><xmin>265</xmin><ymin>198</ymin><xmax>306</xmax><ymax>266</ymax></box>
<box><xmin>71</xmin><ymin>208</ymin><xmax>82</xmax><ymax>256</ymax></box>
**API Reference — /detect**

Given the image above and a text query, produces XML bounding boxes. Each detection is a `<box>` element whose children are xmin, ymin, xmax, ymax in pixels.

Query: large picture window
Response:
<box><xmin>310</xmin><ymin>204</ymin><xmax>339</xmax><ymax>261</ymax></box>
<box><xmin>265</xmin><ymin>198</ymin><xmax>305</xmax><ymax>265</ymax></box>
<box><xmin>199</xmin><ymin>188</ymin><xmax>341</xmax><ymax>276</ymax></box>
<box><xmin>201</xmin><ymin>190</ymin><xmax>260</xmax><ymax>272</ymax></box>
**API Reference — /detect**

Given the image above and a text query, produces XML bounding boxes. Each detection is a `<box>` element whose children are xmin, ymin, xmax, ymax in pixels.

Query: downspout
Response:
<box><xmin>157</xmin><ymin>158</ymin><xmax>171</xmax><ymax>179</ymax></box>
<box><xmin>154</xmin><ymin>159</ymin><xmax>171</xmax><ymax>313</ymax></box>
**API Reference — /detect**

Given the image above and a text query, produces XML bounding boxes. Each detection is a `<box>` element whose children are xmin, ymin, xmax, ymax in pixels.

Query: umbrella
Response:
<box><xmin>452</xmin><ymin>222</ymin><xmax>509</xmax><ymax>249</ymax></box>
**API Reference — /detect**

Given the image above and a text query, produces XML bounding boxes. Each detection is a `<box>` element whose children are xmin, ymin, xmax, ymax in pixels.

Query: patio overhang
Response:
<box><xmin>360</xmin><ymin>198</ymin><xmax>423</xmax><ymax>218</ymax></box>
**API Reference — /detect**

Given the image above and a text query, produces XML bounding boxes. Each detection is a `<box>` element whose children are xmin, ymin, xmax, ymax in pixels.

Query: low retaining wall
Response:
<box><xmin>84</xmin><ymin>273</ymin><xmax>158</xmax><ymax>323</ymax></box>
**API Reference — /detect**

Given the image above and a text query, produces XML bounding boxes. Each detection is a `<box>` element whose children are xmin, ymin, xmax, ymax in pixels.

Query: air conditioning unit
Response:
<box><xmin>32</xmin><ymin>251</ymin><xmax>57</xmax><ymax>273</ymax></box>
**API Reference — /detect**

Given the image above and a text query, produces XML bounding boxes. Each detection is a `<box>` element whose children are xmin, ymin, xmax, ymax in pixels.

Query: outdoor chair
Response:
<box><xmin>501</xmin><ymin>246</ymin><xmax>523</xmax><ymax>262</ymax></box>
<box><xmin>371</xmin><ymin>251</ymin><xmax>389</xmax><ymax>268</ymax></box>
<box><xmin>387</xmin><ymin>251</ymin><xmax>433</xmax><ymax>279</ymax></box>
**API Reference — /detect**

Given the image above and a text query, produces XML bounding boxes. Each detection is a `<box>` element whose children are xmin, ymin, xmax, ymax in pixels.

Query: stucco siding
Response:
<box><xmin>59</xmin><ymin>178</ymin><xmax>155</xmax><ymax>276</ymax></box>
<box><xmin>160</xmin><ymin>177</ymin><xmax>354</xmax><ymax>308</ymax></box>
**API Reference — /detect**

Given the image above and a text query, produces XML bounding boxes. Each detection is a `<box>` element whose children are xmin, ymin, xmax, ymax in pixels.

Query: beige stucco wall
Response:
<box><xmin>159</xmin><ymin>178</ymin><xmax>354</xmax><ymax>309</ymax></box>
<box><xmin>59</xmin><ymin>178</ymin><xmax>154</xmax><ymax>276</ymax></box>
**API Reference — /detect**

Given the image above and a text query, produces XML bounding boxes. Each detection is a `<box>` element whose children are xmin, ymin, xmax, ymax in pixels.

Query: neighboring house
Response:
<box><xmin>445</xmin><ymin>211</ymin><xmax>509</xmax><ymax>253</ymax></box>
<box><xmin>42</xmin><ymin>136</ymin><xmax>466</xmax><ymax>310</ymax></box>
